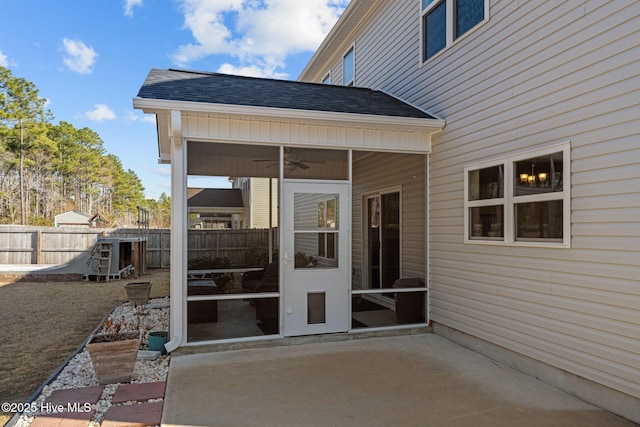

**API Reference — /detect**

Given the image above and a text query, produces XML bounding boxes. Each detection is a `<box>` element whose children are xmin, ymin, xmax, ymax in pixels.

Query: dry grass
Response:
<box><xmin>0</xmin><ymin>269</ymin><xmax>170</xmax><ymax>425</ymax></box>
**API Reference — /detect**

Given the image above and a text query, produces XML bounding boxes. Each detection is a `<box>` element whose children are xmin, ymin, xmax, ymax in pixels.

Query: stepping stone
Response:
<box><xmin>102</xmin><ymin>401</ymin><xmax>163</xmax><ymax>427</ymax></box>
<box><xmin>45</xmin><ymin>385</ymin><xmax>104</xmax><ymax>406</ymax></box>
<box><xmin>138</xmin><ymin>350</ymin><xmax>161</xmax><ymax>360</ymax></box>
<box><xmin>29</xmin><ymin>409</ymin><xmax>95</xmax><ymax>427</ymax></box>
<box><xmin>112</xmin><ymin>381</ymin><xmax>166</xmax><ymax>403</ymax></box>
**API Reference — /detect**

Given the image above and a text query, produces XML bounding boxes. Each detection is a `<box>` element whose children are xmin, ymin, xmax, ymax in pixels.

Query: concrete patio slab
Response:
<box><xmin>162</xmin><ymin>334</ymin><xmax>636</xmax><ymax>427</ymax></box>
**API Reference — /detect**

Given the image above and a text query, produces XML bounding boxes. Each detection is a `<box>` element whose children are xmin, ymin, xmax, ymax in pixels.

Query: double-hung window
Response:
<box><xmin>464</xmin><ymin>143</ymin><xmax>571</xmax><ymax>247</ymax></box>
<box><xmin>422</xmin><ymin>0</ymin><xmax>488</xmax><ymax>61</ymax></box>
<box><xmin>343</xmin><ymin>46</ymin><xmax>355</xmax><ymax>86</ymax></box>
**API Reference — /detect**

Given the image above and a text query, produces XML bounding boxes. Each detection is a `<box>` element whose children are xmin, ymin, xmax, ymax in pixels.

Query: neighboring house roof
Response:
<box><xmin>54</xmin><ymin>210</ymin><xmax>92</xmax><ymax>226</ymax></box>
<box><xmin>55</xmin><ymin>211</ymin><xmax>110</xmax><ymax>227</ymax></box>
<box><xmin>136</xmin><ymin>68</ymin><xmax>436</xmax><ymax>120</ymax></box>
<box><xmin>187</xmin><ymin>188</ymin><xmax>244</xmax><ymax>214</ymax></box>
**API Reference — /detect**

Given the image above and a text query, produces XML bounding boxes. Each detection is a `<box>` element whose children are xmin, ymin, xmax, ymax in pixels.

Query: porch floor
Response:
<box><xmin>161</xmin><ymin>334</ymin><xmax>634</xmax><ymax>426</ymax></box>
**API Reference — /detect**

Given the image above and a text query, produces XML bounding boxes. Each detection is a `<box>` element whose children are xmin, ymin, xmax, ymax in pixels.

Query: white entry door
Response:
<box><xmin>281</xmin><ymin>181</ymin><xmax>350</xmax><ymax>336</ymax></box>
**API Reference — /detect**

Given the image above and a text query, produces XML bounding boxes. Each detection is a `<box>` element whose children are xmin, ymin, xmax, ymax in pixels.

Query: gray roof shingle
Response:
<box><xmin>136</xmin><ymin>68</ymin><xmax>435</xmax><ymax>119</ymax></box>
<box><xmin>187</xmin><ymin>188</ymin><xmax>244</xmax><ymax>209</ymax></box>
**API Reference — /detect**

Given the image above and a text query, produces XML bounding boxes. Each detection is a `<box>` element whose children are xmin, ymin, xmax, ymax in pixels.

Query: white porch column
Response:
<box><xmin>165</xmin><ymin>110</ymin><xmax>187</xmax><ymax>352</ymax></box>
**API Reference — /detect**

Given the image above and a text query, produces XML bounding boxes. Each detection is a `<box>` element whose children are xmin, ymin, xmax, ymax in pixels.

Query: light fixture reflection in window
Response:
<box><xmin>519</xmin><ymin>162</ymin><xmax>548</xmax><ymax>187</ymax></box>
<box><xmin>538</xmin><ymin>172</ymin><xmax>547</xmax><ymax>183</ymax></box>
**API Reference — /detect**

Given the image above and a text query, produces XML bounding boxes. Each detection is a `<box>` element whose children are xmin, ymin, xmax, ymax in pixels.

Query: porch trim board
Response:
<box><xmin>165</xmin><ymin>111</ymin><xmax>188</xmax><ymax>353</ymax></box>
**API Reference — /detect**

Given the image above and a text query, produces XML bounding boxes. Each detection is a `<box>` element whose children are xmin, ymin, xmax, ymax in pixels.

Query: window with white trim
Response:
<box><xmin>422</xmin><ymin>0</ymin><xmax>488</xmax><ymax>61</ymax></box>
<box><xmin>343</xmin><ymin>46</ymin><xmax>355</xmax><ymax>86</ymax></box>
<box><xmin>322</xmin><ymin>73</ymin><xmax>331</xmax><ymax>85</ymax></box>
<box><xmin>464</xmin><ymin>143</ymin><xmax>570</xmax><ymax>247</ymax></box>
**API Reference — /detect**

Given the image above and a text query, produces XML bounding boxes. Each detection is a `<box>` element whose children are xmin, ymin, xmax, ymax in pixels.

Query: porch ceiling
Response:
<box><xmin>133</xmin><ymin>69</ymin><xmax>445</xmax><ymax>163</ymax></box>
<box><xmin>187</xmin><ymin>142</ymin><xmax>280</xmax><ymax>178</ymax></box>
<box><xmin>187</xmin><ymin>142</ymin><xmax>353</xmax><ymax>178</ymax></box>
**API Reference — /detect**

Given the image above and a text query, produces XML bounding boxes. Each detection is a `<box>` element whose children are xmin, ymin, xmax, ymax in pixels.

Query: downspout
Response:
<box><xmin>268</xmin><ymin>177</ymin><xmax>273</xmax><ymax>264</ymax></box>
<box><xmin>426</xmin><ymin>152</ymin><xmax>431</xmax><ymax>326</ymax></box>
<box><xmin>165</xmin><ymin>110</ymin><xmax>187</xmax><ymax>353</ymax></box>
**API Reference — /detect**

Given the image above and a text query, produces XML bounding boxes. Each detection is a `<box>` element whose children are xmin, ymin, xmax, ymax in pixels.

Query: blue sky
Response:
<box><xmin>0</xmin><ymin>0</ymin><xmax>349</xmax><ymax>199</ymax></box>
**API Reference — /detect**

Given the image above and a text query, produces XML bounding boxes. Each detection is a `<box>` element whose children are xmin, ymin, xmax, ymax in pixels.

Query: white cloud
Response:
<box><xmin>217</xmin><ymin>62</ymin><xmax>287</xmax><ymax>79</ymax></box>
<box><xmin>172</xmin><ymin>0</ymin><xmax>349</xmax><ymax>78</ymax></box>
<box><xmin>85</xmin><ymin>104</ymin><xmax>116</xmax><ymax>121</ymax></box>
<box><xmin>62</xmin><ymin>38</ymin><xmax>98</xmax><ymax>74</ymax></box>
<box><xmin>0</xmin><ymin>51</ymin><xmax>8</xmax><ymax>67</ymax></box>
<box><xmin>126</xmin><ymin>110</ymin><xmax>156</xmax><ymax>124</ymax></box>
<box><xmin>124</xmin><ymin>0</ymin><xmax>143</xmax><ymax>17</ymax></box>
<box><xmin>154</xmin><ymin>166</ymin><xmax>172</xmax><ymax>177</ymax></box>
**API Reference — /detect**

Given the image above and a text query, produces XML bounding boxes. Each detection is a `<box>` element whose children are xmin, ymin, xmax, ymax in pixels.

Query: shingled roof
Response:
<box><xmin>136</xmin><ymin>68</ymin><xmax>436</xmax><ymax>120</ymax></box>
<box><xmin>187</xmin><ymin>188</ymin><xmax>244</xmax><ymax>209</ymax></box>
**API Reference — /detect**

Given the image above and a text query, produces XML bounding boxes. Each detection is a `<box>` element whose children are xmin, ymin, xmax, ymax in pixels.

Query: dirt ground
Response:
<box><xmin>0</xmin><ymin>269</ymin><xmax>170</xmax><ymax>425</ymax></box>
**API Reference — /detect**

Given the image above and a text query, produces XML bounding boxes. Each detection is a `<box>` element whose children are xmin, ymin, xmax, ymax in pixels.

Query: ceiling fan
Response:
<box><xmin>253</xmin><ymin>148</ymin><xmax>325</xmax><ymax>170</ymax></box>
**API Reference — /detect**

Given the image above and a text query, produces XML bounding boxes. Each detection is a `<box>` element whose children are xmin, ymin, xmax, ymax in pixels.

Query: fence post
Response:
<box><xmin>34</xmin><ymin>230</ymin><xmax>42</xmax><ymax>264</ymax></box>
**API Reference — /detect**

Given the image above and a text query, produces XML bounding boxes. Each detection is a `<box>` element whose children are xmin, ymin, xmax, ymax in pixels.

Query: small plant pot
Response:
<box><xmin>124</xmin><ymin>281</ymin><xmax>153</xmax><ymax>306</ymax></box>
<box><xmin>148</xmin><ymin>331</ymin><xmax>168</xmax><ymax>354</ymax></box>
<box><xmin>87</xmin><ymin>332</ymin><xmax>140</xmax><ymax>384</ymax></box>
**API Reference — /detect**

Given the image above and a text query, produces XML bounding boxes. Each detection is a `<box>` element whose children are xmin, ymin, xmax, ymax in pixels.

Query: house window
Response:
<box><xmin>464</xmin><ymin>143</ymin><xmax>570</xmax><ymax>247</ymax></box>
<box><xmin>318</xmin><ymin>198</ymin><xmax>337</xmax><ymax>259</ymax></box>
<box><xmin>422</xmin><ymin>0</ymin><xmax>488</xmax><ymax>61</ymax></box>
<box><xmin>423</xmin><ymin>0</ymin><xmax>447</xmax><ymax>60</ymax></box>
<box><xmin>455</xmin><ymin>0</ymin><xmax>486</xmax><ymax>38</ymax></box>
<box><xmin>343</xmin><ymin>46</ymin><xmax>355</xmax><ymax>86</ymax></box>
<box><xmin>322</xmin><ymin>73</ymin><xmax>331</xmax><ymax>85</ymax></box>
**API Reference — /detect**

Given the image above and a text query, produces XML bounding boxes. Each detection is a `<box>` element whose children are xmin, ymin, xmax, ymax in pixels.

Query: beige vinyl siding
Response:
<box><xmin>318</xmin><ymin>0</ymin><xmax>640</xmax><ymax>399</ymax></box>
<box><xmin>181</xmin><ymin>114</ymin><xmax>432</xmax><ymax>154</ymax></box>
<box><xmin>292</xmin><ymin>192</ymin><xmax>321</xmax><ymax>264</ymax></box>
<box><xmin>249</xmin><ymin>178</ymin><xmax>278</xmax><ymax>229</ymax></box>
<box><xmin>352</xmin><ymin>152</ymin><xmax>427</xmax><ymax>289</ymax></box>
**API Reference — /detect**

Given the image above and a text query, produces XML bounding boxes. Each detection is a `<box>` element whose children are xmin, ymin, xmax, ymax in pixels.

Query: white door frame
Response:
<box><xmin>280</xmin><ymin>179</ymin><xmax>351</xmax><ymax>336</ymax></box>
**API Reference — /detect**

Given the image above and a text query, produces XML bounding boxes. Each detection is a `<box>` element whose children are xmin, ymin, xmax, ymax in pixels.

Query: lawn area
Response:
<box><xmin>0</xmin><ymin>269</ymin><xmax>169</xmax><ymax>425</ymax></box>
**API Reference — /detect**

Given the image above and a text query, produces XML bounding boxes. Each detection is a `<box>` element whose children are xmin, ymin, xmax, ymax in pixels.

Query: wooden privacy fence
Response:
<box><xmin>0</xmin><ymin>226</ymin><xmax>107</xmax><ymax>265</ymax></box>
<box><xmin>187</xmin><ymin>228</ymin><xmax>277</xmax><ymax>266</ymax></box>
<box><xmin>0</xmin><ymin>226</ymin><xmax>276</xmax><ymax>269</ymax></box>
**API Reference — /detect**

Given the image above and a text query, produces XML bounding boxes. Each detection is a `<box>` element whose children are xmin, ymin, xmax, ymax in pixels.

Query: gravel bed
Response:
<box><xmin>12</xmin><ymin>297</ymin><xmax>170</xmax><ymax>427</ymax></box>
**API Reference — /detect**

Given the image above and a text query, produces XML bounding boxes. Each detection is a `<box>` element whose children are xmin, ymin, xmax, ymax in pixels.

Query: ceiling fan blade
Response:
<box><xmin>290</xmin><ymin>160</ymin><xmax>310</xmax><ymax>169</ymax></box>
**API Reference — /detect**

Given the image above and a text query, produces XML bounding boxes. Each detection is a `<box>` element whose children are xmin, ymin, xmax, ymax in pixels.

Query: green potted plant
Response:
<box><xmin>86</xmin><ymin>316</ymin><xmax>141</xmax><ymax>384</ymax></box>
